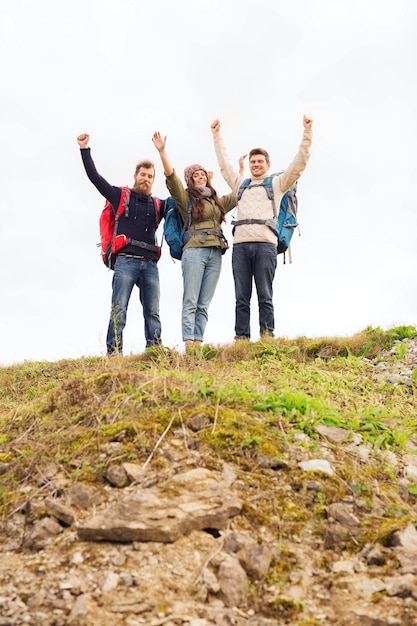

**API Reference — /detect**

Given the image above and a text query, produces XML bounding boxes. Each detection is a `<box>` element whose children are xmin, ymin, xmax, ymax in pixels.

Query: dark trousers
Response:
<box><xmin>232</xmin><ymin>242</ymin><xmax>277</xmax><ymax>339</ymax></box>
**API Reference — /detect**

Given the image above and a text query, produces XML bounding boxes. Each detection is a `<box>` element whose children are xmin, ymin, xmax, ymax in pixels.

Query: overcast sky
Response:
<box><xmin>1</xmin><ymin>0</ymin><xmax>416</xmax><ymax>366</ymax></box>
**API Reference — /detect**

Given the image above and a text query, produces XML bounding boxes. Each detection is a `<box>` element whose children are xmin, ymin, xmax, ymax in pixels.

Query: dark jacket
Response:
<box><xmin>81</xmin><ymin>148</ymin><xmax>167</xmax><ymax>261</ymax></box>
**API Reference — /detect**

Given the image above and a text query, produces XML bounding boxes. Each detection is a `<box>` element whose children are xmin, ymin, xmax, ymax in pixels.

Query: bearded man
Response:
<box><xmin>77</xmin><ymin>133</ymin><xmax>167</xmax><ymax>355</ymax></box>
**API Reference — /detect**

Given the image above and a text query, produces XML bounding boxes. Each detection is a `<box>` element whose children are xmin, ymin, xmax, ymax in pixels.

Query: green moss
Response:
<box><xmin>265</xmin><ymin>597</ymin><xmax>303</xmax><ymax>620</ymax></box>
<box><xmin>265</xmin><ymin>547</ymin><xmax>298</xmax><ymax>585</ymax></box>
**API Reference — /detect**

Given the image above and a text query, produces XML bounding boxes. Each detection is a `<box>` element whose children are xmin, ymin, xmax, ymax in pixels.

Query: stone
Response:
<box><xmin>106</xmin><ymin>464</ymin><xmax>129</xmax><ymax>488</ymax></box>
<box><xmin>390</xmin><ymin>522</ymin><xmax>417</xmax><ymax>552</ymax></box>
<box><xmin>186</xmin><ymin>414</ymin><xmax>211</xmax><ymax>431</ymax></box>
<box><xmin>44</xmin><ymin>497</ymin><xmax>75</xmax><ymax>526</ymax></box>
<box><xmin>122</xmin><ymin>462</ymin><xmax>145</xmax><ymax>483</ymax></box>
<box><xmin>22</xmin><ymin>517</ymin><xmax>63</xmax><ymax>551</ymax></box>
<box><xmin>299</xmin><ymin>459</ymin><xmax>334</xmax><ymax>476</ymax></box>
<box><xmin>217</xmin><ymin>556</ymin><xmax>248</xmax><ymax>607</ymax></box>
<box><xmin>237</xmin><ymin>540</ymin><xmax>273</xmax><ymax>580</ymax></box>
<box><xmin>68</xmin><ymin>483</ymin><xmax>105</xmax><ymax>509</ymax></box>
<box><xmin>77</xmin><ymin>468</ymin><xmax>242</xmax><ymax>543</ymax></box>
<box><xmin>316</xmin><ymin>425</ymin><xmax>351</xmax><ymax>444</ymax></box>
<box><xmin>327</xmin><ymin>502</ymin><xmax>360</xmax><ymax>527</ymax></box>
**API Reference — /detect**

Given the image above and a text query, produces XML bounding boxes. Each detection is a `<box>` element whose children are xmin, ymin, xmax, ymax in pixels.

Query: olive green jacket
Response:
<box><xmin>166</xmin><ymin>170</ymin><xmax>236</xmax><ymax>252</ymax></box>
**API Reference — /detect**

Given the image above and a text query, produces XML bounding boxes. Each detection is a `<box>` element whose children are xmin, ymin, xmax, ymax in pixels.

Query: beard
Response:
<box><xmin>133</xmin><ymin>181</ymin><xmax>152</xmax><ymax>194</ymax></box>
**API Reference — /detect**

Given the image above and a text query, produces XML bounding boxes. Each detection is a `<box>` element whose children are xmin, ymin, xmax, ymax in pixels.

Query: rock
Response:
<box><xmin>100</xmin><ymin>571</ymin><xmax>120</xmax><ymax>592</ymax></box>
<box><xmin>66</xmin><ymin>594</ymin><xmax>91</xmax><ymax>624</ymax></box>
<box><xmin>36</xmin><ymin>462</ymin><xmax>60</xmax><ymax>485</ymax></box>
<box><xmin>353</xmin><ymin>577</ymin><xmax>386</xmax><ymax>598</ymax></box>
<box><xmin>106</xmin><ymin>464</ymin><xmax>129</xmax><ymax>487</ymax></box>
<box><xmin>386</xmin><ymin>573</ymin><xmax>417</xmax><ymax>597</ymax></box>
<box><xmin>306</xmin><ymin>479</ymin><xmax>323</xmax><ymax>491</ymax></box>
<box><xmin>217</xmin><ymin>555</ymin><xmax>248</xmax><ymax>607</ymax></box>
<box><xmin>122</xmin><ymin>462</ymin><xmax>145</xmax><ymax>483</ymax></box>
<box><xmin>395</xmin><ymin>549</ymin><xmax>417</xmax><ymax>574</ymax></box>
<box><xmin>109</xmin><ymin>599</ymin><xmax>150</xmax><ymax>614</ymax></box>
<box><xmin>404</xmin><ymin>465</ymin><xmax>417</xmax><ymax>480</ymax></box>
<box><xmin>44</xmin><ymin>497</ymin><xmax>75</xmax><ymax>526</ymax></box>
<box><xmin>323</xmin><ymin>521</ymin><xmax>360</xmax><ymax>549</ymax></box>
<box><xmin>68</xmin><ymin>483</ymin><xmax>106</xmax><ymax>509</ymax></box>
<box><xmin>316</xmin><ymin>425</ymin><xmax>351</xmax><ymax>444</ymax></box>
<box><xmin>354</xmin><ymin>445</ymin><xmax>371</xmax><ymax>463</ymax></box>
<box><xmin>200</xmin><ymin>568</ymin><xmax>221</xmax><ymax>593</ymax></box>
<box><xmin>299</xmin><ymin>459</ymin><xmax>334</xmax><ymax>476</ymax></box>
<box><xmin>222</xmin><ymin>464</ymin><xmax>237</xmax><ymax>487</ymax></box>
<box><xmin>332</xmin><ymin>559</ymin><xmax>355</xmax><ymax>574</ymax></box>
<box><xmin>223</xmin><ymin>531</ymin><xmax>247</xmax><ymax>554</ymax></box>
<box><xmin>364</xmin><ymin>546</ymin><xmax>387</xmax><ymax>566</ymax></box>
<box><xmin>390</xmin><ymin>522</ymin><xmax>417</xmax><ymax>552</ymax></box>
<box><xmin>186</xmin><ymin>414</ymin><xmax>211</xmax><ymax>431</ymax></box>
<box><xmin>22</xmin><ymin>517</ymin><xmax>63</xmax><ymax>551</ymax></box>
<box><xmin>327</xmin><ymin>502</ymin><xmax>360</xmax><ymax>527</ymax></box>
<box><xmin>77</xmin><ymin>468</ymin><xmax>242</xmax><ymax>543</ymax></box>
<box><xmin>237</xmin><ymin>539</ymin><xmax>273</xmax><ymax>580</ymax></box>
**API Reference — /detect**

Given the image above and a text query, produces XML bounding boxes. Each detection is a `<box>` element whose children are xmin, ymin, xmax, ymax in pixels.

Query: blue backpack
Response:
<box><xmin>234</xmin><ymin>172</ymin><xmax>298</xmax><ymax>255</ymax></box>
<box><xmin>163</xmin><ymin>197</ymin><xmax>229</xmax><ymax>260</ymax></box>
<box><xmin>163</xmin><ymin>197</ymin><xmax>191</xmax><ymax>260</ymax></box>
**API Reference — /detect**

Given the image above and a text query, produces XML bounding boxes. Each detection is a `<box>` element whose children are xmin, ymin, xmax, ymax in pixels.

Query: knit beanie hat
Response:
<box><xmin>184</xmin><ymin>164</ymin><xmax>207</xmax><ymax>186</ymax></box>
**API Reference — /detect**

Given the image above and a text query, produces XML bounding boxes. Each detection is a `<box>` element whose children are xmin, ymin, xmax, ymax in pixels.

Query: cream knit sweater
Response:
<box><xmin>213</xmin><ymin>127</ymin><xmax>312</xmax><ymax>244</ymax></box>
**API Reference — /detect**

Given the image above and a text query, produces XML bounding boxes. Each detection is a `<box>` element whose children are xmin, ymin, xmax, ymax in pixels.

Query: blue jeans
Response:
<box><xmin>107</xmin><ymin>255</ymin><xmax>161</xmax><ymax>355</ymax></box>
<box><xmin>232</xmin><ymin>242</ymin><xmax>277</xmax><ymax>339</ymax></box>
<box><xmin>181</xmin><ymin>247</ymin><xmax>222</xmax><ymax>342</ymax></box>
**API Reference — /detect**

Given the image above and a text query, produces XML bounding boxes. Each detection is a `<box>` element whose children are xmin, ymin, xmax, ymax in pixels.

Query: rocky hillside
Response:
<box><xmin>1</xmin><ymin>327</ymin><xmax>417</xmax><ymax>626</ymax></box>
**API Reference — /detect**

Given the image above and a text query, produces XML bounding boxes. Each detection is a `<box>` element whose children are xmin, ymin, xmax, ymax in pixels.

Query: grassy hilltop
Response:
<box><xmin>2</xmin><ymin>325</ymin><xmax>417</xmax><ymax>519</ymax></box>
<box><xmin>1</xmin><ymin>325</ymin><xmax>417</xmax><ymax>623</ymax></box>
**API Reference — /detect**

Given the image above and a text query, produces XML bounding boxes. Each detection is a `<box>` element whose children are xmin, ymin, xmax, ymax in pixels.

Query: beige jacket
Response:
<box><xmin>213</xmin><ymin>128</ymin><xmax>312</xmax><ymax>244</ymax></box>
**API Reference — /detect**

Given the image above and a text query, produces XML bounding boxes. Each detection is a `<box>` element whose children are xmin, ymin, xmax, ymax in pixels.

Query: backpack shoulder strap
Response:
<box><xmin>116</xmin><ymin>186</ymin><xmax>131</xmax><ymax>218</ymax></box>
<box><xmin>152</xmin><ymin>196</ymin><xmax>162</xmax><ymax>226</ymax></box>
<box><xmin>185</xmin><ymin>199</ymin><xmax>192</xmax><ymax>231</ymax></box>
<box><xmin>261</xmin><ymin>175</ymin><xmax>275</xmax><ymax>216</ymax></box>
<box><xmin>261</xmin><ymin>172</ymin><xmax>286</xmax><ymax>218</ymax></box>
<box><xmin>236</xmin><ymin>178</ymin><xmax>251</xmax><ymax>202</ymax></box>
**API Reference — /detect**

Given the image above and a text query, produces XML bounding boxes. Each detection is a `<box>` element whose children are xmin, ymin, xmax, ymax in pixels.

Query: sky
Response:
<box><xmin>1</xmin><ymin>0</ymin><xmax>416</xmax><ymax>366</ymax></box>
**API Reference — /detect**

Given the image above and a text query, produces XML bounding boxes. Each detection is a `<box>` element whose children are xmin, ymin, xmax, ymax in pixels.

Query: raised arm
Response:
<box><xmin>277</xmin><ymin>114</ymin><xmax>313</xmax><ymax>193</ymax></box>
<box><xmin>210</xmin><ymin>119</ymin><xmax>243</xmax><ymax>193</ymax></box>
<box><xmin>76</xmin><ymin>132</ymin><xmax>120</xmax><ymax>205</ymax></box>
<box><xmin>152</xmin><ymin>132</ymin><xmax>173</xmax><ymax>176</ymax></box>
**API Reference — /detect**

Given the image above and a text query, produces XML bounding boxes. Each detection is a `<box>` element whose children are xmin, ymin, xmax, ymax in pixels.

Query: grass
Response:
<box><xmin>1</xmin><ymin>325</ymin><xmax>417</xmax><ymax>553</ymax></box>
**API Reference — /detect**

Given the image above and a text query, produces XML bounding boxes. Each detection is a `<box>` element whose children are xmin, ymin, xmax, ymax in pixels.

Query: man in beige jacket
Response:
<box><xmin>211</xmin><ymin>115</ymin><xmax>313</xmax><ymax>340</ymax></box>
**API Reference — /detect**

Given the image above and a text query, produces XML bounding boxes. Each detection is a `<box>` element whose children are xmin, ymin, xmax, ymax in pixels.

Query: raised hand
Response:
<box><xmin>238</xmin><ymin>154</ymin><xmax>247</xmax><ymax>177</ymax></box>
<box><xmin>77</xmin><ymin>133</ymin><xmax>90</xmax><ymax>148</ymax></box>
<box><xmin>152</xmin><ymin>131</ymin><xmax>167</xmax><ymax>152</ymax></box>
<box><xmin>210</xmin><ymin>119</ymin><xmax>221</xmax><ymax>134</ymax></box>
<box><xmin>303</xmin><ymin>115</ymin><xmax>313</xmax><ymax>130</ymax></box>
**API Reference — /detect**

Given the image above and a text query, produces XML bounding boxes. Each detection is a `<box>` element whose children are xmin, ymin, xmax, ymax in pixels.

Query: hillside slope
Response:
<box><xmin>1</xmin><ymin>327</ymin><xmax>417</xmax><ymax>625</ymax></box>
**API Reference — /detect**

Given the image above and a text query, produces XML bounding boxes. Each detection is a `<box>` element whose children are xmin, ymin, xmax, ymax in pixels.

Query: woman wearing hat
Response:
<box><xmin>152</xmin><ymin>131</ymin><xmax>236</xmax><ymax>352</ymax></box>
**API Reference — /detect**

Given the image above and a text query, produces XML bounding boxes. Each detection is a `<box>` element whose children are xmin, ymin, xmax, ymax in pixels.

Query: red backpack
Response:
<box><xmin>99</xmin><ymin>187</ymin><xmax>162</xmax><ymax>269</ymax></box>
